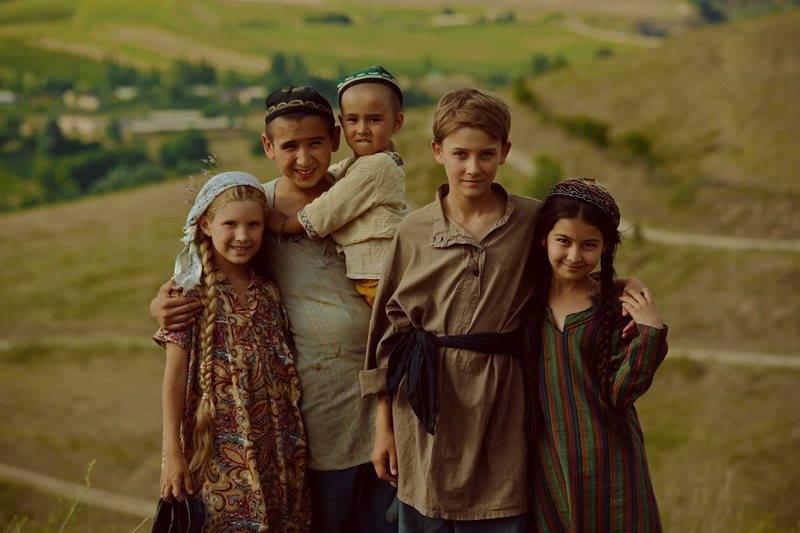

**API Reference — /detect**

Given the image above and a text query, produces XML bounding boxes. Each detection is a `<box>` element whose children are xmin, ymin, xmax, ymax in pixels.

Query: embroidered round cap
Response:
<box><xmin>265</xmin><ymin>86</ymin><xmax>334</xmax><ymax>127</ymax></box>
<box><xmin>173</xmin><ymin>171</ymin><xmax>264</xmax><ymax>292</ymax></box>
<box><xmin>545</xmin><ymin>177</ymin><xmax>621</xmax><ymax>227</ymax></box>
<box><xmin>336</xmin><ymin>65</ymin><xmax>403</xmax><ymax>107</ymax></box>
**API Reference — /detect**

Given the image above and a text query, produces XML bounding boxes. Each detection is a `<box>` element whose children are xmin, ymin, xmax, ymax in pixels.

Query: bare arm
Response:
<box><xmin>160</xmin><ymin>342</ymin><xmax>194</xmax><ymax>501</ymax></box>
<box><xmin>372</xmin><ymin>394</ymin><xmax>398</xmax><ymax>485</ymax></box>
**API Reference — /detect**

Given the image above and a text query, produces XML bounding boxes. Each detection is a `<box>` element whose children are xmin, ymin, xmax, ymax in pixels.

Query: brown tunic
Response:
<box><xmin>361</xmin><ymin>184</ymin><xmax>541</xmax><ymax>520</ymax></box>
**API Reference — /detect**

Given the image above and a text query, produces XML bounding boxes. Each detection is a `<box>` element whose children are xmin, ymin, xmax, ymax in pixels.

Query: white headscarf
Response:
<box><xmin>173</xmin><ymin>171</ymin><xmax>264</xmax><ymax>292</ymax></box>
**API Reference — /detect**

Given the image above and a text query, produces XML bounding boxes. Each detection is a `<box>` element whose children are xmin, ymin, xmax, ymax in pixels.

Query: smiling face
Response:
<box><xmin>545</xmin><ymin>217</ymin><xmax>605</xmax><ymax>284</ymax></box>
<box><xmin>339</xmin><ymin>83</ymin><xmax>403</xmax><ymax>157</ymax></box>
<box><xmin>432</xmin><ymin>126</ymin><xmax>511</xmax><ymax>201</ymax></box>
<box><xmin>200</xmin><ymin>200</ymin><xmax>265</xmax><ymax>272</ymax></box>
<box><xmin>261</xmin><ymin>115</ymin><xmax>340</xmax><ymax>190</ymax></box>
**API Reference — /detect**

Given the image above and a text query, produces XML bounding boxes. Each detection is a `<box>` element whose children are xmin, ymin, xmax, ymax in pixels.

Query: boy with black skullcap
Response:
<box><xmin>267</xmin><ymin>66</ymin><xmax>409</xmax><ymax>307</ymax></box>
<box><xmin>154</xmin><ymin>85</ymin><xmax>397</xmax><ymax>532</ymax></box>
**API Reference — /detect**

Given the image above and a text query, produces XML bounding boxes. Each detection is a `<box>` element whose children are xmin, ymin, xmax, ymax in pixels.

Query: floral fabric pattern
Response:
<box><xmin>155</xmin><ymin>273</ymin><xmax>310</xmax><ymax>531</ymax></box>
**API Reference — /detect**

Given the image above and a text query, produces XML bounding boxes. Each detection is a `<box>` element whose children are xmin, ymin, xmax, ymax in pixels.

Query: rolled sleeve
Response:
<box><xmin>153</xmin><ymin>326</ymin><xmax>193</xmax><ymax>351</ymax></box>
<box><xmin>359</xmin><ymin>367</ymin><xmax>388</xmax><ymax>397</ymax></box>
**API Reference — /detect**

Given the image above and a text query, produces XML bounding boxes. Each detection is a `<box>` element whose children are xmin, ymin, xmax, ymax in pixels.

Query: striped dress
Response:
<box><xmin>532</xmin><ymin>306</ymin><xmax>668</xmax><ymax>532</ymax></box>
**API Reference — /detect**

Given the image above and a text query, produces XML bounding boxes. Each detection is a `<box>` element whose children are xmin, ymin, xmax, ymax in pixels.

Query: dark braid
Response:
<box><xmin>593</xmin><ymin>246</ymin><xmax>622</xmax><ymax>424</ymax></box>
<box><xmin>527</xmin><ymin>194</ymin><xmax>622</xmax><ymax>428</ymax></box>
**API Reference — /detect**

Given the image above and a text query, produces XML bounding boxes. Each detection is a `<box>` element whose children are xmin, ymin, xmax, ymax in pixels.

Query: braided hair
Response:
<box><xmin>188</xmin><ymin>185</ymin><xmax>267</xmax><ymax>475</ymax></box>
<box><xmin>529</xmin><ymin>196</ymin><xmax>622</xmax><ymax>422</ymax></box>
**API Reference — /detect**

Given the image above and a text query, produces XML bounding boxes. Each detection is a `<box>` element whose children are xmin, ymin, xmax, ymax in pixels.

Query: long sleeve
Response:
<box><xmin>610</xmin><ymin>324</ymin><xmax>669</xmax><ymax>409</ymax></box>
<box><xmin>359</xmin><ymin>229</ymin><xmax>412</xmax><ymax>397</ymax></box>
<box><xmin>298</xmin><ymin>153</ymin><xmax>403</xmax><ymax>239</ymax></box>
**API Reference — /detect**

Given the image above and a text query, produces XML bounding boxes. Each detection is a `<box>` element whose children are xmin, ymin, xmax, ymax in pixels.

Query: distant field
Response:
<box><xmin>0</xmin><ymin>0</ymin><xmax>657</xmax><ymax>77</ymax></box>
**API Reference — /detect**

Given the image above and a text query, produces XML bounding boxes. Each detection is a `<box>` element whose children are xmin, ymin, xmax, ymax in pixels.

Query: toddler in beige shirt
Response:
<box><xmin>268</xmin><ymin>66</ymin><xmax>409</xmax><ymax>306</ymax></box>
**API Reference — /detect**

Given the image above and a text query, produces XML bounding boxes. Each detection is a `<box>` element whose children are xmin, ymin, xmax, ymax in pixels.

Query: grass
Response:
<box><xmin>529</xmin><ymin>9</ymin><xmax>800</xmax><ymax>199</ymax></box>
<box><xmin>0</xmin><ymin>482</ymin><xmax>146</xmax><ymax>532</ymax></box>
<box><xmin>1</xmin><ymin>339</ymin><xmax>797</xmax><ymax>531</ymax></box>
<box><xmin>0</xmin><ymin>0</ymin><xmax>645</xmax><ymax>78</ymax></box>
<box><xmin>0</xmin><ymin>39</ymin><xmax>108</xmax><ymax>83</ymax></box>
<box><xmin>506</xmin><ymin>96</ymin><xmax>800</xmax><ymax>239</ymax></box>
<box><xmin>638</xmin><ymin>360</ymin><xmax>800</xmax><ymax>531</ymax></box>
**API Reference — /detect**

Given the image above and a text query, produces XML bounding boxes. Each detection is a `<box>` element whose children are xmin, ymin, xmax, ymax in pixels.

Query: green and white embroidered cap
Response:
<box><xmin>336</xmin><ymin>65</ymin><xmax>403</xmax><ymax>108</ymax></box>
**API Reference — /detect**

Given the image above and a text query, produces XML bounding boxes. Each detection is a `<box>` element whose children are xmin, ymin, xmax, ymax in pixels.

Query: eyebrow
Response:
<box><xmin>450</xmin><ymin>147</ymin><xmax>498</xmax><ymax>152</ymax></box>
<box><xmin>554</xmin><ymin>233</ymin><xmax>599</xmax><ymax>241</ymax></box>
<box><xmin>279</xmin><ymin>136</ymin><xmax>324</xmax><ymax>148</ymax></box>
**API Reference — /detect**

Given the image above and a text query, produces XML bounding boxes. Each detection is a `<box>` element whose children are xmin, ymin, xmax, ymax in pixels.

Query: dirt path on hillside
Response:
<box><xmin>563</xmin><ymin>19</ymin><xmax>665</xmax><ymax>48</ymax></box>
<box><xmin>0</xmin><ymin>462</ymin><xmax>152</xmax><ymax>519</ymax></box>
<box><xmin>507</xmin><ymin>150</ymin><xmax>800</xmax><ymax>253</ymax></box>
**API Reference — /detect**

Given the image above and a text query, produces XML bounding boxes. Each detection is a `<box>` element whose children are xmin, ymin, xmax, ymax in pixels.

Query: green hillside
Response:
<box><xmin>0</xmin><ymin>0</ymin><xmax>652</xmax><ymax>77</ymax></box>
<box><xmin>520</xmin><ymin>10</ymin><xmax>800</xmax><ymax>237</ymax></box>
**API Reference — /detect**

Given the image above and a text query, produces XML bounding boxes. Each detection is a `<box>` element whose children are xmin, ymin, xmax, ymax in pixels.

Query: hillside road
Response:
<box><xmin>506</xmin><ymin>150</ymin><xmax>800</xmax><ymax>253</ymax></box>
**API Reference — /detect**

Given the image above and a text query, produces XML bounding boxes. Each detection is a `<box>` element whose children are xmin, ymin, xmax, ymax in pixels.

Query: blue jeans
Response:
<box><xmin>398</xmin><ymin>502</ymin><xmax>529</xmax><ymax>533</ymax></box>
<box><xmin>309</xmin><ymin>463</ymin><xmax>397</xmax><ymax>533</ymax></box>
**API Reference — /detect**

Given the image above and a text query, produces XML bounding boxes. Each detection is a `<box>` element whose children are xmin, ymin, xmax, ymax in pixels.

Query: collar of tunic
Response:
<box><xmin>430</xmin><ymin>183</ymin><xmax>517</xmax><ymax>249</ymax></box>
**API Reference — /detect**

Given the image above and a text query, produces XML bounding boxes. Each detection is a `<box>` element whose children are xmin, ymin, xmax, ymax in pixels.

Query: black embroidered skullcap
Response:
<box><xmin>264</xmin><ymin>86</ymin><xmax>334</xmax><ymax>128</ymax></box>
<box><xmin>546</xmin><ymin>177</ymin><xmax>621</xmax><ymax>227</ymax></box>
<box><xmin>336</xmin><ymin>65</ymin><xmax>403</xmax><ymax>108</ymax></box>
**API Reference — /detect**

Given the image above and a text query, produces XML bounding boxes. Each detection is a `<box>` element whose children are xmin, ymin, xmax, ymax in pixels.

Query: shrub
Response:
<box><xmin>619</xmin><ymin>130</ymin><xmax>652</xmax><ymax>159</ymax></box>
<box><xmin>90</xmin><ymin>162</ymin><xmax>164</xmax><ymax>193</ymax></box>
<box><xmin>525</xmin><ymin>153</ymin><xmax>564</xmax><ymax>199</ymax></box>
<box><xmin>160</xmin><ymin>129</ymin><xmax>210</xmax><ymax>169</ymax></box>
<box><xmin>556</xmin><ymin>115</ymin><xmax>609</xmax><ymax>147</ymax></box>
<box><xmin>595</xmin><ymin>47</ymin><xmax>615</xmax><ymax>59</ymax></box>
<box><xmin>510</xmin><ymin>77</ymin><xmax>541</xmax><ymax>111</ymax></box>
<box><xmin>250</xmin><ymin>133</ymin><xmax>266</xmax><ymax>157</ymax></box>
<box><xmin>62</xmin><ymin>147</ymin><xmax>148</xmax><ymax>193</ymax></box>
<box><xmin>691</xmin><ymin>0</ymin><xmax>727</xmax><ymax>23</ymax></box>
<box><xmin>305</xmin><ymin>12</ymin><xmax>352</xmax><ymax>25</ymax></box>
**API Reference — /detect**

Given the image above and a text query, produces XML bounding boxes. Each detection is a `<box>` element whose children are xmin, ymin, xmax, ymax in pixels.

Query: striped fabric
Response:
<box><xmin>532</xmin><ymin>306</ymin><xmax>669</xmax><ymax>532</ymax></box>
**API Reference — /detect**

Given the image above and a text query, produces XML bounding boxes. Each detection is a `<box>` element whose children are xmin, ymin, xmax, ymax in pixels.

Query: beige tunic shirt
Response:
<box><xmin>263</xmin><ymin>178</ymin><xmax>375</xmax><ymax>471</ymax></box>
<box><xmin>361</xmin><ymin>184</ymin><xmax>541</xmax><ymax>520</ymax></box>
<box><xmin>298</xmin><ymin>151</ymin><xmax>409</xmax><ymax>280</ymax></box>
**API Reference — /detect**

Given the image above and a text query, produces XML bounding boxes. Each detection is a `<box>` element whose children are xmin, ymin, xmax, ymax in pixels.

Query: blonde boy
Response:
<box><xmin>362</xmin><ymin>89</ymin><xmax>538</xmax><ymax>531</ymax></box>
<box><xmin>268</xmin><ymin>66</ymin><xmax>408</xmax><ymax>306</ymax></box>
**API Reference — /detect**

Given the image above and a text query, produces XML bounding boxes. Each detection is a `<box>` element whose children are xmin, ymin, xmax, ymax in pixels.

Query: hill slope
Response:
<box><xmin>535</xmin><ymin>10</ymin><xmax>800</xmax><ymax>196</ymax></box>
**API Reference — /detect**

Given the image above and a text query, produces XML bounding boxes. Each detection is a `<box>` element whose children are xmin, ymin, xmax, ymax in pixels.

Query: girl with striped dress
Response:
<box><xmin>527</xmin><ymin>178</ymin><xmax>668</xmax><ymax>532</ymax></box>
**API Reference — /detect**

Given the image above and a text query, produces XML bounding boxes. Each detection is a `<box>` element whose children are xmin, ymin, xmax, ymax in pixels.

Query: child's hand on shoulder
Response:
<box><xmin>619</xmin><ymin>287</ymin><xmax>664</xmax><ymax>329</ymax></box>
<box><xmin>266</xmin><ymin>207</ymin><xmax>287</xmax><ymax>234</ymax></box>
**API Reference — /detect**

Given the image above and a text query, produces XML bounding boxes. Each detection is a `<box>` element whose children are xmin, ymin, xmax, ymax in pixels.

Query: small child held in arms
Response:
<box><xmin>155</xmin><ymin>172</ymin><xmax>310</xmax><ymax>531</ymax></box>
<box><xmin>528</xmin><ymin>178</ymin><xmax>668</xmax><ymax>532</ymax></box>
<box><xmin>268</xmin><ymin>65</ymin><xmax>408</xmax><ymax>306</ymax></box>
<box><xmin>363</xmin><ymin>88</ymin><xmax>537</xmax><ymax>531</ymax></box>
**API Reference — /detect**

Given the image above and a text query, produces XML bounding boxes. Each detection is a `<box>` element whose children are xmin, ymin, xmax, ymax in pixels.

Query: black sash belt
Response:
<box><xmin>386</xmin><ymin>328</ymin><xmax>522</xmax><ymax>435</ymax></box>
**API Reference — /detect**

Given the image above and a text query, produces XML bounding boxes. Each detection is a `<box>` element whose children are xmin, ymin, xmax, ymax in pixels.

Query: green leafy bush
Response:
<box><xmin>525</xmin><ymin>153</ymin><xmax>564</xmax><ymax>199</ymax></box>
<box><xmin>619</xmin><ymin>130</ymin><xmax>652</xmax><ymax>159</ymax></box>
<box><xmin>555</xmin><ymin>115</ymin><xmax>609</xmax><ymax>147</ymax></box>
<box><xmin>159</xmin><ymin>129</ymin><xmax>210</xmax><ymax>169</ymax></box>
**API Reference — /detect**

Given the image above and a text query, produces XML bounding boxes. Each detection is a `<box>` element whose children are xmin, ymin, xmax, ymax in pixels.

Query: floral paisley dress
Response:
<box><xmin>155</xmin><ymin>271</ymin><xmax>310</xmax><ymax>532</ymax></box>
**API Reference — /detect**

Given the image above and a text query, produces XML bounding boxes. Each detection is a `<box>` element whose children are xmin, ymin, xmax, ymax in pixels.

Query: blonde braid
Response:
<box><xmin>189</xmin><ymin>236</ymin><xmax>219</xmax><ymax>475</ymax></box>
<box><xmin>187</xmin><ymin>184</ymin><xmax>267</xmax><ymax>474</ymax></box>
